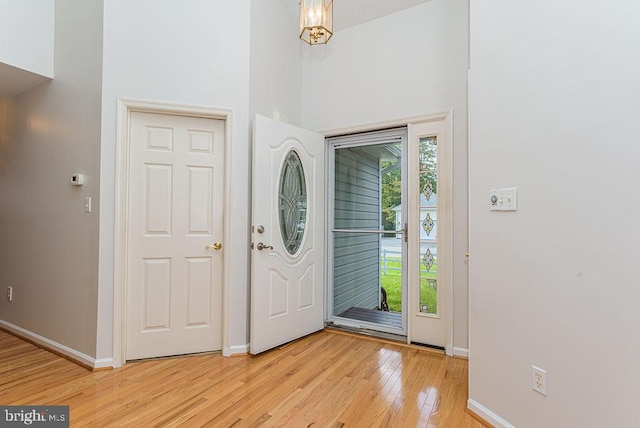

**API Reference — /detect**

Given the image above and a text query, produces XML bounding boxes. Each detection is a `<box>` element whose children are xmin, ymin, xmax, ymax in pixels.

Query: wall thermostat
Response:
<box><xmin>71</xmin><ymin>174</ymin><xmax>84</xmax><ymax>186</ymax></box>
<box><xmin>489</xmin><ymin>190</ymin><xmax>500</xmax><ymax>211</ymax></box>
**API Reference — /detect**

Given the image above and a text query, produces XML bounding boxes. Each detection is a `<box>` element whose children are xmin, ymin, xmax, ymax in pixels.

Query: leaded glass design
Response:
<box><xmin>279</xmin><ymin>150</ymin><xmax>307</xmax><ymax>255</ymax></box>
<box><xmin>419</xmin><ymin>136</ymin><xmax>438</xmax><ymax>315</ymax></box>
<box><xmin>421</xmin><ymin>173</ymin><xmax>437</xmax><ymax>200</ymax></box>
<box><xmin>422</xmin><ymin>248</ymin><xmax>434</xmax><ymax>272</ymax></box>
<box><xmin>422</xmin><ymin>213</ymin><xmax>434</xmax><ymax>236</ymax></box>
<box><xmin>422</xmin><ymin>181</ymin><xmax>433</xmax><ymax>201</ymax></box>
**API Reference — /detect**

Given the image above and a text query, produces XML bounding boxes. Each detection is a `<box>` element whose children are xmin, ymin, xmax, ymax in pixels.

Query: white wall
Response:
<box><xmin>301</xmin><ymin>0</ymin><xmax>470</xmax><ymax>351</ymax></box>
<box><xmin>469</xmin><ymin>1</ymin><xmax>640</xmax><ymax>426</ymax></box>
<box><xmin>250</xmin><ymin>0</ymin><xmax>303</xmax><ymax>127</ymax></box>
<box><xmin>0</xmin><ymin>0</ymin><xmax>103</xmax><ymax>357</ymax></box>
<box><xmin>0</xmin><ymin>0</ymin><xmax>54</xmax><ymax>77</ymax></box>
<box><xmin>97</xmin><ymin>0</ymin><xmax>252</xmax><ymax>359</ymax></box>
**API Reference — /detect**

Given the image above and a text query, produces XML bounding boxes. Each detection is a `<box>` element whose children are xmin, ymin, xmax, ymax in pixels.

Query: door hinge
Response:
<box><xmin>404</xmin><ymin>223</ymin><xmax>408</xmax><ymax>243</ymax></box>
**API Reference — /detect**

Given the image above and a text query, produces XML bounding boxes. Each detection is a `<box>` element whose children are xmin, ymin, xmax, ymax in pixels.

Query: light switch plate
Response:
<box><xmin>500</xmin><ymin>187</ymin><xmax>517</xmax><ymax>211</ymax></box>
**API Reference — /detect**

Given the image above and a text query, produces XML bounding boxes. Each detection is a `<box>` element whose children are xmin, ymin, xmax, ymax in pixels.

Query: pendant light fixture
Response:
<box><xmin>299</xmin><ymin>0</ymin><xmax>333</xmax><ymax>45</ymax></box>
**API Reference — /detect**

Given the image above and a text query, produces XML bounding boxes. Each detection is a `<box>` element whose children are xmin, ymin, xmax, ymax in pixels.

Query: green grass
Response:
<box><xmin>380</xmin><ymin>258</ymin><xmax>438</xmax><ymax>314</ymax></box>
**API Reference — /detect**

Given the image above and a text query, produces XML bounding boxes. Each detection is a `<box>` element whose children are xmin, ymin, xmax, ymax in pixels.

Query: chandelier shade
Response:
<box><xmin>299</xmin><ymin>0</ymin><xmax>333</xmax><ymax>45</ymax></box>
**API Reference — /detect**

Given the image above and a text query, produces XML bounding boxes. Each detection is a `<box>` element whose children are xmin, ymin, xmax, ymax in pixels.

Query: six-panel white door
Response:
<box><xmin>250</xmin><ymin>115</ymin><xmax>325</xmax><ymax>354</ymax></box>
<box><xmin>126</xmin><ymin>111</ymin><xmax>224</xmax><ymax>360</ymax></box>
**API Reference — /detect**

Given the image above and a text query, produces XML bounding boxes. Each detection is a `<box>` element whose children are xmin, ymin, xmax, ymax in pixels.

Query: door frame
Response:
<box><xmin>325</xmin><ymin>128</ymin><xmax>409</xmax><ymax>337</ymax></box>
<box><xmin>321</xmin><ymin>111</ymin><xmax>453</xmax><ymax>355</ymax></box>
<box><xmin>112</xmin><ymin>99</ymin><xmax>233</xmax><ymax>367</ymax></box>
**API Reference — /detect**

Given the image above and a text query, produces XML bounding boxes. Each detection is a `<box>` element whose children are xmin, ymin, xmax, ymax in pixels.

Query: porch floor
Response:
<box><xmin>337</xmin><ymin>306</ymin><xmax>402</xmax><ymax>328</ymax></box>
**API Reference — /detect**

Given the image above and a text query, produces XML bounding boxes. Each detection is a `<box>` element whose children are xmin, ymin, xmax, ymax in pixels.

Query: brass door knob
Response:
<box><xmin>206</xmin><ymin>242</ymin><xmax>223</xmax><ymax>250</ymax></box>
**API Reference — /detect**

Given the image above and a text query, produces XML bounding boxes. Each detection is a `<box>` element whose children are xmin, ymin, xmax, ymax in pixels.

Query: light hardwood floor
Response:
<box><xmin>0</xmin><ymin>329</ymin><xmax>486</xmax><ymax>427</ymax></box>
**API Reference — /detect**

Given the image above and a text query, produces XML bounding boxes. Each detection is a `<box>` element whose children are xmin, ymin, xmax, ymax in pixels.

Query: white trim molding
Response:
<box><xmin>223</xmin><ymin>344</ymin><xmax>250</xmax><ymax>357</ymax></box>
<box><xmin>320</xmin><ymin>111</ymin><xmax>452</xmax><ymax>138</ymax></box>
<box><xmin>467</xmin><ymin>399</ymin><xmax>515</xmax><ymax>428</ymax></box>
<box><xmin>453</xmin><ymin>346</ymin><xmax>469</xmax><ymax>358</ymax></box>
<box><xmin>113</xmin><ymin>99</ymin><xmax>234</xmax><ymax>367</ymax></box>
<box><xmin>93</xmin><ymin>358</ymin><xmax>115</xmax><ymax>369</ymax></box>
<box><xmin>0</xmin><ymin>320</ymin><xmax>112</xmax><ymax>369</ymax></box>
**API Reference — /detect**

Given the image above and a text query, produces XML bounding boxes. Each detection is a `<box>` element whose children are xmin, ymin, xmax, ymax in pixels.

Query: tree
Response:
<box><xmin>380</xmin><ymin>137</ymin><xmax>438</xmax><ymax>233</ymax></box>
<box><xmin>419</xmin><ymin>137</ymin><xmax>437</xmax><ymax>200</ymax></box>
<box><xmin>381</xmin><ymin>160</ymin><xmax>401</xmax><ymax>233</ymax></box>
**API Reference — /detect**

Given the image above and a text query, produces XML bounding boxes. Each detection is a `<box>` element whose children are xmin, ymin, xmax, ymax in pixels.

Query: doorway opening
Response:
<box><xmin>326</xmin><ymin>128</ymin><xmax>408</xmax><ymax>337</ymax></box>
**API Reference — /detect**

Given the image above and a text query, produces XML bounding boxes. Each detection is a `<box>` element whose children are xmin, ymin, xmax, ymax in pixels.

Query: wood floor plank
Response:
<box><xmin>241</xmin><ymin>338</ymin><xmax>363</xmax><ymax>426</ymax></box>
<box><xmin>376</xmin><ymin>351</ymin><xmax>438</xmax><ymax>427</ymax></box>
<box><xmin>0</xmin><ymin>329</ymin><xmax>486</xmax><ymax>427</ymax></box>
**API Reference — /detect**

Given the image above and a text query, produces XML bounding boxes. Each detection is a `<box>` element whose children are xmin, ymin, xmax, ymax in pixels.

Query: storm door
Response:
<box><xmin>327</xmin><ymin>128</ymin><xmax>408</xmax><ymax>336</ymax></box>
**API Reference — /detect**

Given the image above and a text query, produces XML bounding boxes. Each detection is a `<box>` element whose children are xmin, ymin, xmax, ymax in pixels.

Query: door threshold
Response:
<box><xmin>409</xmin><ymin>341</ymin><xmax>446</xmax><ymax>352</ymax></box>
<box><xmin>324</xmin><ymin>326</ymin><xmax>445</xmax><ymax>355</ymax></box>
<box><xmin>325</xmin><ymin>322</ymin><xmax>406</xmax><ymax>342</ymax></box>
<box><xmin>127</xmin><ymin>349</ymin><xmax>221</xmax><ymax>363</ymax></box>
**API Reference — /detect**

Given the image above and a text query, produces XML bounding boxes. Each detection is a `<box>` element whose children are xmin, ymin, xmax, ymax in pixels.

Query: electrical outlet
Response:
<box><xmin>7</xmin><ymin>286</ymin><xmax>13</xmax><ymax>302</ymax></box>
<box><xmin>532</xmin><ymin>366</ymin><xmax>547</xmax><ymax>396</ymax></box>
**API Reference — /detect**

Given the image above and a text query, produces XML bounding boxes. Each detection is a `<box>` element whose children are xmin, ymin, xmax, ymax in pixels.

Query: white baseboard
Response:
<box><xmin>453</xmin><ymin>346</ymin><xmax>469</xmax><ymax>358</ymax></box>
<box><xmin>467</xmin><ymin>398</ymin><xmax>515</xmax><ymax>428</ymax></box>
<box><xmin>0</xmin><ymin>320</ymin><xmax>109</xmax><ymax>369</ymax></box>
<box><xmin>223</xmin><ymin>343</ymin><xmax>249</xmax><ymax>357</ymax></box>
<box><xmin>94</xmin><ymin>358</ymin><xmax>115</xmax><ymax>369</ymax></box>
<box><xmin>445</xmin><ymin>344</ymin><xmax>453</xmax><ymax>356</ymax></box>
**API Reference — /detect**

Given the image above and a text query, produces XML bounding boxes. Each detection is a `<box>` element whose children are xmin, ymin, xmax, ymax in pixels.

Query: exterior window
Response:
<box><xmin>279</xmin><ymin>150</ymin><xmax>307</xmax><ymax>254</ymax></box>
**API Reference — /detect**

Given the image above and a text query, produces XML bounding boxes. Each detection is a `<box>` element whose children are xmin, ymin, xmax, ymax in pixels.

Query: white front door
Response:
<box><xmin>250</xmin><ymin>115</ymin><xmax>325</xmax><ymax>354</ymax></box>
<box><xmin>126</xmin><ymin>111</ymin><xmax>224</xmax><ymax>360</ymax></box>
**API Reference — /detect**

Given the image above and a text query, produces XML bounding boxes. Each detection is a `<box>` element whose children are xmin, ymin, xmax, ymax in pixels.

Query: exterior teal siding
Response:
<box><xmin>333</xmin><ymin>149</ymin><xmax>380</xmax><ymax>315</ymax></box>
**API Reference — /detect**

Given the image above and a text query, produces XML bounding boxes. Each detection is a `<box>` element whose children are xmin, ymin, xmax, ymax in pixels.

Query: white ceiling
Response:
<box><xmin>333</xmin><ymin>0</ymin><xmax>431</xmax><ymax>32</ymax></box>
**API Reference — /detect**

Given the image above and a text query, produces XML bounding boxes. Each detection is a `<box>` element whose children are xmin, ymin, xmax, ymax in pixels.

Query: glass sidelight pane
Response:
<box><xmin>421</xmin><ymin>211</ymin><xmax>437</xmax><ymax>240</ymax></box>
<box><xmin>419</xmin><ymin>136</ymin><xmax>437</xmax><ymax>172</ymax></box>
<box><xmin>421</xmin><ymin>173</ymin><xmax>437</xmax><ymax>202</ymax></box>
<box><xmin>419</xmin><ymin>136</ymin><xmax>438</xmax><ymax>315</ymax></box>
<box><xmin>419</xmin><ymin>243</ymin><xmax>438</xmax><ymax>314</ymax></box>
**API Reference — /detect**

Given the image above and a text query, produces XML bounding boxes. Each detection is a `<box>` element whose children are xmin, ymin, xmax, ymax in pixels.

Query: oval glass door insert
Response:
<box><xmin>279</xmin><ymin>150</ymin><xmax>307</xmax><ymax>254</ymax></box>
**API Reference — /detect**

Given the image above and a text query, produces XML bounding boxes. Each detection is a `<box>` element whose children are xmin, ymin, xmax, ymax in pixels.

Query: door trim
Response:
<box><xmin>113</xmin><ymin>99</ymin><xmax>233</xmax><ymax>367</ymax></box>
<box><xmin>320</xmin><ymin>111</ymin><xmax>452</xmax><ymax>137</ymax></box>
<box><xmin>320</xmin><ymin>111</ymin><xmax>454</xmax><ymax>356</ymax></box>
